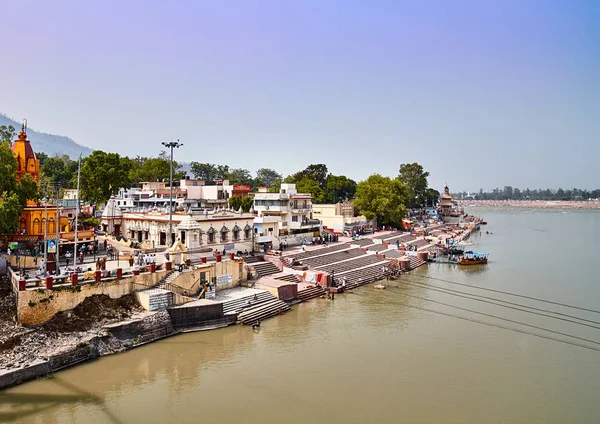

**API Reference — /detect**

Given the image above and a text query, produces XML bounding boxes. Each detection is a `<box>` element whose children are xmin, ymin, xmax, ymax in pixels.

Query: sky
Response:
<box><xmin>1</xmin><ymin>0</ymin><xmax>599</xmax><ymax>192</ymax></box>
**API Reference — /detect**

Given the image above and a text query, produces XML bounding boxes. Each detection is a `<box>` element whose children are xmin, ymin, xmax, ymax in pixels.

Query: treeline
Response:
<box><xmin>461</xmin><ymin>187</ymin><xmax>600</xmax><ymax>201</ymax></box>
<box><xmin>2</xmin><ymin>129</ymin><xmax>442</xmax><ymax>229</ymax></box>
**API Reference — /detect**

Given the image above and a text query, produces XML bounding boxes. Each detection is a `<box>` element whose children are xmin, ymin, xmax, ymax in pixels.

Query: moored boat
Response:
<box><xmin>459</xmin><ymin>251</ymin><xmax>488</xmax><ymax>265</ymax></box>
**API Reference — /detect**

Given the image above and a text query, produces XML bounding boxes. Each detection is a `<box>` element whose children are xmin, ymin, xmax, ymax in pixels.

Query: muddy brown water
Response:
<box><xmin>1</xmin><ymin>208</ymin><xmax>600</xmax><ymax>424</ymax></box>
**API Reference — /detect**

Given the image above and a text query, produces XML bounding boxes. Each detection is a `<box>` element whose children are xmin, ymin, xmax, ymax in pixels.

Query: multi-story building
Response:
<box><xmin>101</xmin><ymin>195</ymin><xmax>255</xmax><ymax>251</ymax></box>
<box><xmin>113</xmin><ymin>179</ymin><xmax>250</xmax><ymax>212</ymax></box>
<box><xmin>252</xmin><ymin>184</ymin><xmax>321</xmax><ymax>246</ymax></box>
<box><xmin>312</xmin><ymin>201</ymin><xmax>373</xmax><ymax>234</ymax></box>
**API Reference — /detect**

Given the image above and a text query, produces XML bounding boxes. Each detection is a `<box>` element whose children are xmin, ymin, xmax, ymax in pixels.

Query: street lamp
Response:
<box><xmin>161</xmin><ymin>140</ymin><xmax>183</xmax><ymax>246</ymax></box>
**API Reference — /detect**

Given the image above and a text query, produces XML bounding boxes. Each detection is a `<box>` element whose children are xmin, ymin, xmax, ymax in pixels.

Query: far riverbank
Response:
<box><xmin>457</xmin><ymin>199</ymin><xmax>600</xmax><ymax>209</ymax></box>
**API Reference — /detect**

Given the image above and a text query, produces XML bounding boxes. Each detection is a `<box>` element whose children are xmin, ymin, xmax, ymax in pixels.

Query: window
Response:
<box><xmin>233</xmin><ymin>230</ymin><xmax>239</xmax><ymax>240</ymax></box>
<box><xmin>208</xmin><ymin>232</ymin><xmax>215</xmax><ymax>243</ymax></box>
<box><xmin>292</xmin><ymin>215</ymin><xmax>298</xmax><ymax>222</ymax></box>
<box><xmin>244</xmin><ymin>229</ymin><xmax>251</xmax><ymax>239</ymax></box>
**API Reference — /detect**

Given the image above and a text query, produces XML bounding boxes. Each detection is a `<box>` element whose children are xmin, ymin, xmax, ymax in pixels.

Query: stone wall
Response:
<box><xmin>16</xmin><ymin>270</ymin><xmax>167</xmax><ymax>325</ymax></box>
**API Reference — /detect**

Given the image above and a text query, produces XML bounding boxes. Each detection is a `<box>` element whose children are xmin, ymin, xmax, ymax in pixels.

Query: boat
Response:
<box><xmin>373</xmin><ymin>284</ymin><xmax>385</xmax><ymax>290</ymax></box>
<box><xmin>480</xmin><ymin>221</ymin><xmax>487</xmax><ymax>225</ymax></box>
<box><xmin>459</xmin><ymin>251</ymin><xmax>488</xmax><ymax>265</ymax></box>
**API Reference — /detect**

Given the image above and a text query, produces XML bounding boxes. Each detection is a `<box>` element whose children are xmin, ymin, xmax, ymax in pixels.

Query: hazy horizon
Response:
<box><xmin>2</xmin><ymin>0</ymin><xmax>598</xmax><ymax>192</ymax></box>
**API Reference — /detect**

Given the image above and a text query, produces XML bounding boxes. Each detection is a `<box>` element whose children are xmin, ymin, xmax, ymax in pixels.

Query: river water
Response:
<box><xmin>2</xmin><ymin>208</ymin><xmax>600</xmax><ymax>424</ymax></box>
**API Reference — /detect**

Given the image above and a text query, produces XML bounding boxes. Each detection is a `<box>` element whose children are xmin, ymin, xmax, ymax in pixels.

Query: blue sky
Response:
<box><xmin>2</xmin><ymin>0</ymin><xmax>599</xmax><ymax>192</ymax></box>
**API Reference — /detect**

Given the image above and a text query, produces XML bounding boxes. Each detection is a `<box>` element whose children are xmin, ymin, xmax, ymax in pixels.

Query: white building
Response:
<box><xmin>114</xmin><ymin>207</ymin><xmax>255</xmax><ymax>252</ymax></box>
<box><xmin>253</xmin><ymin>183</ymin><xmax>321</xmax><ymax>246</ymax></box>
<box><xmin>312</xmin><ymin>201</ymin><xmax>373</xmax><ymax>234</ymax></box>
<box><xmin>113</xmin><ymin>179</ymin><xmax>250</xmax><ymax>212</ymax></box>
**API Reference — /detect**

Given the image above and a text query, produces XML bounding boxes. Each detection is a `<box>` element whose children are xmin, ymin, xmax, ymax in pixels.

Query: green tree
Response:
<box><xmin>296</xmin><ymin>177</ymin><xmax>325</xmax><ymax>204</ymax></box>
<box><xmin>0</xmin><ymin>125</ymin><xmax>16</xmax><ymax>147</ymax></box>
<box><xmin>190</xmin><ymin>162</ymin><xmax>217</xmax><ymax>182</ymax></box>
<box><xmin>287</xmin><ymin>164</ymin><xmax>329</xmax><ymax>190</ymax></box>
<box><xmin>256</xmin><ymin>168</ymin><xmax>282</xmax><ymax>188</ymax></box>
<box><xmin>40</xmin><ymin>154</ymin><xmax>77</xmax><ymax>188</ymax></box>
<box><xmin>0</xmin><ymin>142</ymin><xmax>39</xmax><ymax>234</ymax></box>
<box><xmin>78</xmin><ymin>150</ymin><xmax>131</xmax><ymax>204</ymax></box>
<box><xmin>129</xmin><ymin>151</ymin><xmax>185</xmax><ymax>184</ymax></box>
<box><xmin>268</xmin><ymin>178</ymin><xmax>282</xmax><ymax>193</ymax></box>
<box><xmin>228</xmin><ymin>195</ymin><xmax>243</xmax><ymax>211</ymax></box>
<box><xmin>226</xmin><ymin>168</ymin><xmax>252</xmax><ymax>186</ymax></box>
<box><xmin>354</xmin><ymin>174</ymin><xmax>407</xmax><ymax>228</ymax></box>
<box><xmin>228</xmin><ymin>195</ymin><xmax>254</xmax><ymax>212</ymax></box>
<box><xmin>324</xmin><ymin>175</ymin><xmax>357</xmax><ymax>203</ymax></box>
<box><xmin>241</xmin><ymin>196</ymin><xmax>254</xmax><ymax>212</ymax></box>
<box><xmin>398</xmin><ymin>162</ymin><xmax>430</xmax><ymax>208</ymax></box>
<box><xmin>423</xmin><ymin>188</ymin><xmax>440</xmax><ymax>207</ymax></box>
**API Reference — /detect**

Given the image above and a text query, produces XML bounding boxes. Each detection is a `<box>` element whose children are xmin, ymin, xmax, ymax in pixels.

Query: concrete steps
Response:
<box><xmin>237</xmin><ymin>299</ymin><xmax>291</xmax><ymax>325</ymax></box>
<box><xmin>275</xmin><ymin>274</ymin><xmax>300</xmax><ymax>283</ymax></box>
<box><xmin>253</xmin><ymin>261</ymin><xmax>281</xmax><ymax>278</ymax></box>
<box><xmin>298</xmin><ymin>286</ymin><xmax>325</xmax><ymax>301</ymax></box>
<box><xmin>221</xmin><ymin>292</ymin><xmax>275</xmax><ymax>315</ymax></box>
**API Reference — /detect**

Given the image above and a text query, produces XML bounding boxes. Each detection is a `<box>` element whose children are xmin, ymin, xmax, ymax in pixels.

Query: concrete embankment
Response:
<box><xmin>0</xmin><ymin>311</ymin><xmax>178</xmax><ymax>390</ymax></box>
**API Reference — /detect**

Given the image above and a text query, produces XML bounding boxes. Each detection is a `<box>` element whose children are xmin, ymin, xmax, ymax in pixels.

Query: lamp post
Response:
<box><xmin>43</xmin><ymin>195</ymin><xmax>48</xmax><ymax>275</ymax></box>
<box><xmin>161</xmin><ymin>140</ymin><xmax>183</xmax><ymax>247</ymax></box>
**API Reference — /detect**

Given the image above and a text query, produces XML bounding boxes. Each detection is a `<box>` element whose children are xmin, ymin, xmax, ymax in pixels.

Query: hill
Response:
<box><xmin>1</xmin><ymin>113</ymin><xmax>93</xmax><ymax>158</ymax></box>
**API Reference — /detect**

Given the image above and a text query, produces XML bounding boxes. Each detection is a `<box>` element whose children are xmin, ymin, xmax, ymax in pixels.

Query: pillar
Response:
<box><xmin>95</xmin><ymin>270</ymin><xmax>101</xmax><ymax>282</ymax></box>
<box><xmin>150</xmin><ymin>263</ymin><xmax>156</xmax><ymax>273</ymax></box>
<box><xmin>216</xmin><ymin>253</ymin><xmax>221</xmax><ymax>262</ymax></box>
<box><xmin>45</xmin><ymin>276</ymin><xmax>53</xmax><ymax>289</ymax></box>
<box><xmin>229</xmin><ymin>253</ymin><xmax>235</xmax><ymax>260</ymax></box>
<box><xmin>19</xmin><ymin>280</ymin><xmax>26</xmax><ymax>291</ymax></box>
<box><xmin>165</xmin><ymin>261</ymin><xmax>172</xmax><ymax>271</ymax></box>
<box><xmin>116</xmin><ymin>268</ymin><xmax>122</xmax><ymax>279</ymax></box>
<box><xmin>201</xmin><ymin>257</ymin><xmax>207</xmax><ymax>264</ymax></box>
<box><xmin>71</xmin><ymin>273</ymin><xmax>78</xmax><ymax>285</ymax></box>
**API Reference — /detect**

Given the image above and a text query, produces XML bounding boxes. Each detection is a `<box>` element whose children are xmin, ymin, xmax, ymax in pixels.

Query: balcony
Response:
<box><xmin>288</xmin><ymin>219</ymin><xmax>321</xmax><ymax>229</ymax></box>
<box><xmin>290</xmin><ymin>207</ymin><xmax>311</xmax><ymax>213</ymax></box>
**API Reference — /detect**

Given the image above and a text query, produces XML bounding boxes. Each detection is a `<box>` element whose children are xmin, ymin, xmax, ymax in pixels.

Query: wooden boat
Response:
<box><xmin>459</xmin><ymin>251</ymin><xmax>488</xmax><ymax>265</ymax></box>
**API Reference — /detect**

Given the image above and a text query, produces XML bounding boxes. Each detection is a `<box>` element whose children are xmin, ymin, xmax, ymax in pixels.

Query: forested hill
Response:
<box><xmin>1</xmin><ymin>114</ymin><xmax>93</xmax><ymax>158</ymax></box>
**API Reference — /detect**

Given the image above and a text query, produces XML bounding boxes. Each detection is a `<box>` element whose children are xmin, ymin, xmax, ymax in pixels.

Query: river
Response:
<box><xmin>2</xmin><ymin>208</ymin><xmax>600</xmax><ymax>424</ymax></box>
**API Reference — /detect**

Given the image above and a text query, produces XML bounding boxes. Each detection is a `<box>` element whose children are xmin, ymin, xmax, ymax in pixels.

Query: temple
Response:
<box><xmin>7</xmin><ymin>122</ymin><xmax>94</xmax><ymax>270</ymax></box>
<box><xmin>437</xmin><ymin>184</ymin><xmax>464</xmax><ymax>223</ymax></box>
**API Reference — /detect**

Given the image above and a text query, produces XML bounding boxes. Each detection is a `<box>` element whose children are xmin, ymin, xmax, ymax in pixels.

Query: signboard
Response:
<box><xmin>205</xmin><ymin>284</ymin><xmax>216</xmax><ymax>300</ymax></box>
<box><xmin>232</xmin><ymin>185</ymin><xmax>251</xmax><ymax>191</ymax></box>
<box><xmin>216</xmin><ymin>274</ymin><xmax>233</xmax><ymax>287</ymax></box>
<box><xmin>47</xmin><ymin>239</ymin><xmax>57</xmax><ymax>253</ymax></box>
<box><xmin>224</xmin><ymin>243</ymin><xmax>235</xmax><ymax>251</ymax></box>
<box><xmin>9</xmin><ymin>242</ymin><xmax>18</xmax><ymax>250</ymax></box>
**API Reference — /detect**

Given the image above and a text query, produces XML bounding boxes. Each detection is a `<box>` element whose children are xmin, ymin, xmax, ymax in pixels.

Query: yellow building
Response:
<box><xmin>10</xmin><ymin>123</ymin><xmax>60</xmax><ymax>240</ymax></box>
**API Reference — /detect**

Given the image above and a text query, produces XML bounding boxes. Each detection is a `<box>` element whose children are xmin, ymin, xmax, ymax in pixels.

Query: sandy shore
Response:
<box><xmin>456</xmin><ymin>200</ymin><xmax>600</xmax><ymax>209</ymax></box>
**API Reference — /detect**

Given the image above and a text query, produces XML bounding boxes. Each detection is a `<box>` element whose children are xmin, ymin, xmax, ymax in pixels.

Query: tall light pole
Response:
<box><xmin>161</xmin><ymin>140</ymin><xmax>183</xmax><ymax>246</ymax></box>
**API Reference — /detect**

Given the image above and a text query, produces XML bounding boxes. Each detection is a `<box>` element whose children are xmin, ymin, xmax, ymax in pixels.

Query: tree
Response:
<box><xmin>228</xmin><ymin>195</ymin><xmax>254</xmax><ymax>212</ymax></box>
<box><xmin>0</xmin><ymin>142</ymin><xmax>39</xmax><ymax>234</ymax></box>
<box><xmin>324</xmin><ymin>175</ymin><xmax>357</xmax><ymax>203</ymax></box>
<box><xmin>228</xmin><ymin>195</ymin><xmax>243</xmax><ymax>211</ymax></box>
<box><xmin>190</xmin><ymin>162</ymin><xmax>217</xmax><ymax>182</ymax></box>
<box><xmin>268</xmin><ymin>178</ymin><xmax>282</xmax><ymax>193</ymax></box>
<box><xmin>129</xmin><ymin>151</ymin><xmax>185</xmax><ymax>184</ymax></box>
<box><xmin>78</xmin><ymin>150</ymin><xmax>131</xmax><ymax>204</ymax></box>
<box><xmin>41</xmin><ymin>154</ymin><xmax>77</xmax><ymax>188</ymax></box>
<box><xmin>226</xmin><ymin>168</ymin><xmax>252</xmax><ymax>186</ymax></box>
<box><xmin>256</xmin><ymin>168</ymin><xmax>282</xmax><ymax>188</ymax></box>
<box><xmin>0</xmin><ymin>125</ymin><xmax>16</xmax><ymax>147</ymax></box>
<box><xmin>423</xmin><ymin>188</ymin><xmax>440</xmax><ymax>207</ymax></box>
<box><xmin>354</xmin><ymin>174</ymin><xmax>407</xmax><ymax>228</ymax></box>
<box><xmin>398</xmin><ymin>163</ymin><xmax>430</xmax><ymax>208</ymax></box>
<box><xmin>286</xmin><ymin>164</ymin><xmax>329</xmax><ymax>190</ymax></box>
<box><xmin>295</xmin><ymin>177</ymin><xmax>325</xmax><ymax>204</ymax></box>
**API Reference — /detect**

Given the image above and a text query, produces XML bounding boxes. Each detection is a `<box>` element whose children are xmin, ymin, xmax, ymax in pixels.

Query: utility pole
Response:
<box><xmin>43</xmin><ymin>195</ymin><xmax>48</xmax><ymax>275</ymax></box>
<box><xmin>74</xmin><ymin>155</ymin><xmax>81</xmax><ymax>265</ymax></box>
<box><xmin>55</xmin><ymin>184</ymin><xmax>60</xmax><ymax>274</ymax></box>
<box><xmin>161</xmin><ymin>140</ymin><xmax>183</xmax><ymax>247</ymax></box>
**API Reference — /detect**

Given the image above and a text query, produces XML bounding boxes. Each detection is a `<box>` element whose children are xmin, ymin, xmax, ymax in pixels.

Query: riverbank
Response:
<box><xmin>457</xmin><ymin>199</ymin><xmax>600</xmax><ymax>209</ymax></box>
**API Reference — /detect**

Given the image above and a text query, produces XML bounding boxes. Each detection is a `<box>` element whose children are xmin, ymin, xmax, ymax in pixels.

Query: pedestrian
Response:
<box><xmin>39</xmin><ymin>259</ymin><xmax>45</xmax><ymax>275</ymax></box>
<box><xmin>103</xmin><ymin>239</ymin><xmax>107</xmax><ymax>251</ymax></box>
